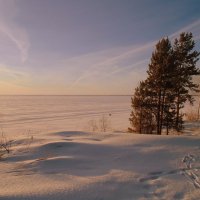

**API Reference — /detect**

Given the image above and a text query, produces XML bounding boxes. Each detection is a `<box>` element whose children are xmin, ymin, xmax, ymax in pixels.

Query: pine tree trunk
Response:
<box><xmin>166</xmin><ymin>105</ymin><xmax>169</xmax><ymax>135</ymax></box>
<box><xmin>176</xmin><ymin>92</ymin><xmax>180</xmax><ymax>132</ymax></box>
<box><xmin>157</xmin><ymin>89</ymin><xmax>161</xmax><ymax>134</ymax></box>
<box><xmin>166</xmin><ymin>124</ymin><xmax>169</xmax><ymax>135</ymax></box>
<box><xmin>160</xmin><ymin>90</ymin><xmax>166</xmax><ymax>135</ymax></box>
<box><xmin>139</xmin><ymin>108</ymin><xmax>142</xmax><ymax>134</ymax></box>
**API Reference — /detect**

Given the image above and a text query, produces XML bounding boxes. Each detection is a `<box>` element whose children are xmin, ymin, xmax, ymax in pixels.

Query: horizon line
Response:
<box><xmin>0</xmin><ymin>94</ymin><xmax>132</xmax><ymax>96</ymax></box>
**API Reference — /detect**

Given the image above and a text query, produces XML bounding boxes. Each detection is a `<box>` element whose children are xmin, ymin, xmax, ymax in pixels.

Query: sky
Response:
<box><xmin>0</xmin><ymin>0</ymin><xmax>199</xmax><ymax>95</ymax></box>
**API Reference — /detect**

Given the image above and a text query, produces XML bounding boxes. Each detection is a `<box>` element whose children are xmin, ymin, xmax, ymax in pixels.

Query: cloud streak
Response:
<box><xmin>0</xmin><ymin>0</ymin><xmax>30</xmax><ymax>63</ymax></box>
<box><xmin>170</xmin><ymin>19</ymin><xmax>200</xmax><ymax>41</ymax></box>
<box><xmin>0</xmin><ymin>64</ymin><xmax>29</xmax><ymax>80</ymax></box>
<box><xmin>67</xmin><ymin>41</ymin><xmax>155</xmax><ymax>88</ymax></box>
<box><xmin>67</xmin><ymin>18</ymin><xmax>200</xmax><ymax>91</ymax></box>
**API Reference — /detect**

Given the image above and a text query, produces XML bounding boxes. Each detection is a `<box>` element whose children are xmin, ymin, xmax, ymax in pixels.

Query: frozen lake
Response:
<box><xmin>0</xmin><ymin>95</ymin><xmax>131</xmax><ymax>135</ymax></box>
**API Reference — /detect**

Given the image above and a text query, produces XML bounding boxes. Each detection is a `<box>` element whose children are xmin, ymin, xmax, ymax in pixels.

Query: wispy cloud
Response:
<box><xmin>0</xmin><ymin>0</ymin><xmax>30</xmax><ymax>63</ymax></box>
<box><xmin>170</xmin><ymin>19</ymin><xmax>200</xmax><ymax>41</ymax></box>
<box><xmin>0</xmin><ymin>64</ymin><xmax>29</xmax><ymax>80</ymax></box>
<box><xmin>67</xmin><ymin>41</ymin><xmax>155</xmax><ymax>88</ymax></box>
<box><xmin>29</xmin><ymin>18</ymin><xmax>200</xmax><ymax>95</ymax></box>
<box><xmin>107</xmin><ymin>59</ymin><xmax>149</xmax><ymax>76</ymax></box>
<box><xmin>66</xmin><ymin>18</ymin><xmax>200</xmax><ymax>91</ymax></box>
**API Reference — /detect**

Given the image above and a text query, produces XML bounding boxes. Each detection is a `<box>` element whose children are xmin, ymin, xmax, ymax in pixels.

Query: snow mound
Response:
<box><xmin>0</xmin><ymin>131</ymin><xmax>200</xmax><ymax>200</ymax></box>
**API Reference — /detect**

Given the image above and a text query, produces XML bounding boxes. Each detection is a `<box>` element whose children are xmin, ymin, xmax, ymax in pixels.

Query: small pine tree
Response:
<box><xmin>129</xmin><ymin>81</ymin><xmax>156</xmax><ymax>134</ymax></box>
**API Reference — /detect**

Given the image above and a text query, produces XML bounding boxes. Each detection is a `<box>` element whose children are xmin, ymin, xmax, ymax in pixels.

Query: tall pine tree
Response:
<box><xmin>146</xmin><ymin>38</ymin><xmax>175</xmax><ymax>134</ymax></box>
<box><xmin>173</xmin><ymin>32</ymin><xmax>200</xmax><ymax>131</ymax></box>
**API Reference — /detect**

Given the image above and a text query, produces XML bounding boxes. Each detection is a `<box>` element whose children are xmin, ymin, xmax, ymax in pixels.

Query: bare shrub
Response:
<box><xmin>88</xmin><ymin>119</ymin><xmax>98</xmax><ymax>132</ymax></box>
<box><xmin>25</xmin><ymin>129</ymin><xmax>34</xmax><ymax>151</ymax></box>
<box><xmin>99</xmin><ymin>115</ymin><xmax>110</xmax><ymax>132</ymax></box>
<box><xmin>0</xmin><ymin>131</ymin><xmax>12</xmax><ymax>159</ymax></box>
<box><xmin>88</xmin><ymin>115</ymin><xmax>112</xmax><ymax>132</ymax></box>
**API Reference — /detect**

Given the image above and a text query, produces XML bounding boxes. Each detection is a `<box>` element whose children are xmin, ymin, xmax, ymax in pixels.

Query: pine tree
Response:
<box><xmin>146</xmin><ymin>38</ymin><xmax>175</xmax><ymax>134</ymax></box>
<box><xmin>173</xmin><ymin>32</ymin><xmax>200</xmax><ymax>132</ymax></box>
<box><xmin>129</xmin><ymin>32</ymin><xmax>200</xmax><ymax>135</ymax></box>
<box><xmin>129</xmin><ymin>81</ymin><xmax>155</xmax><ymax>134</ymax></box>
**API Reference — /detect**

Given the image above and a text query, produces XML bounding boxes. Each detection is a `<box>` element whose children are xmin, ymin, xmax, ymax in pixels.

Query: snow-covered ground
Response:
<box><xmin>0</xmin><ymin>96</ymin><xmax>200</xmax><ymax>199</ymax></box>
<box><xmin>0</xmin><ymin>130</ymin><xmax>200</xmax><ymax>200</ymax></box>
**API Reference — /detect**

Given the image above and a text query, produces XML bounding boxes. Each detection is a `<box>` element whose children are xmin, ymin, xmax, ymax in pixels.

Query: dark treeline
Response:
<box><xmin>129</xmin><ymin>32</ymin><xmax>200</xmax><ymax>135</ymax></box>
